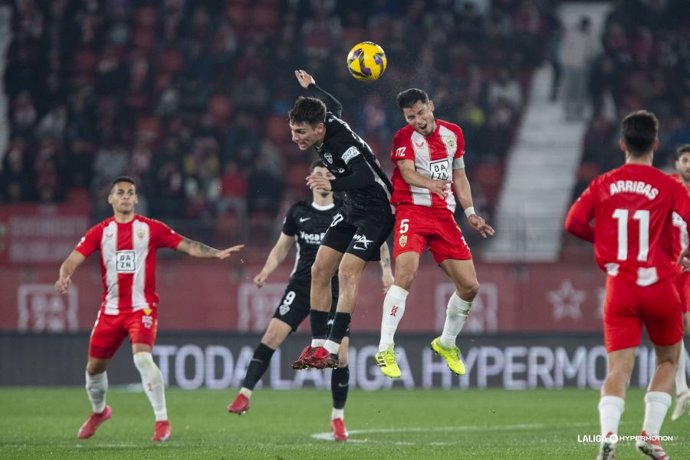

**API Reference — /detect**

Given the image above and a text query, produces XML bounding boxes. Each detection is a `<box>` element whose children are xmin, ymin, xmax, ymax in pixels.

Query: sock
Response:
<box><xmin>331</xmin><ymin>365</ymin><xmax>349</xmax><ymax>417</ymax></box>
<box><xmin>85</xmin><ymin>371</ymin><xmax>108</xmax><ymax>413</ymax></box>
<box><xmin>239</xmin><ymin>388</ymin><xmax>252</xmax><ymax>398</ymax></box>
<box><xmin>242</xmin><ymin>343</ymin><xmax>275</xmax><ymax>391</ymax></box>
<box><xmin>324</xmin><ymin>313</ymin><xmax>351</xmax><ymax>355</ymax></box>
<box><xmin>378</xmin><ymin>285</ymin><xmax>409</xmax><ymax>351</ymax></box>
<box><xmin>676</xmin><ymin>345</ymin><xmax>689</xmax><ymax>395</ymax></box>
<box><xmin>439</xmin><ymin>292</ymin><xmax>472</xmax><ymax>348</ymax></box>
<box><xmin>598</xmin><ymin>395</ymin><xmax>624</xmax><ymax>437</ymax></box>
<box><xmin>642</xmin><ymin>391</ymin><xmax>672</xmax><ymax>437</ymax></box>
<box><xmin>310</xmin><ymin>310</ymin><xmax>330</xmax><ymax>342</ymax></box>
<box><xmin>133</xmin><ymin>352</ymin><xmax>168</xmax><ymax>421</ymax></box>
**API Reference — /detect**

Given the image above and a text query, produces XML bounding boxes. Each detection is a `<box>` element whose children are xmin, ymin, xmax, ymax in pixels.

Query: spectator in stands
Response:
<box><xmin>559</xmin><ymin>16</ymin><xmax>595</xmax><ymax>120</ymax></box>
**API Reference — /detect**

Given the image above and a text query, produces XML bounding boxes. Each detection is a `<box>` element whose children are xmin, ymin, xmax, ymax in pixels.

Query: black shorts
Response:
<box><xmin>272</xmin><ymin>278</ymin><xmax>341</xmax><ymax>333</ymax></box>
<box><xmin>321</xmin><ymin>207</ymin><xmax>394</xmax><ymax>262</ymax></box>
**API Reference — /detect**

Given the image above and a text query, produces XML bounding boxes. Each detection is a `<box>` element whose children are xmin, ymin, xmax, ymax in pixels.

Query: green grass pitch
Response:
<box><xmin>1</xmin><ymin>387</ymin><xmax>689</xmax><ymax>459</ymax></box>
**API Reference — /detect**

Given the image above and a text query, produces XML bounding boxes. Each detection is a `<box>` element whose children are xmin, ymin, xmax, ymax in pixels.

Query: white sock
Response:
<box><xmin>239</xmin><ymin>387</ymin><xmax>252</xmax><ymax>398</ymax></box>
<box><xmin>133</xmin><ymin>352</ymin><xmax>168</xmax><ymax>421</ymax></box>
<box><xmin>85</xmin><ymin>371</ymin><xmax>108</xmax><ymax>413</ymax></box>
<box><xmin>311</xmin><ymin>339</ymin><xmax>326</xmax><ymax>348</ymax></box>
<box><xmin>598</xmin><ymin>395</ymin><xmax>624</xmax><ymax>437</ymax></box>
<box><xmin>332</xmin><ymin>408</ymin><xmax>344</xmax><ymax>420</ymax></box>
<box><xmin>676</xmin><ymin>345</ymin><xmax>689</xmax><ymax>395</ymax></box>
<box><xmin>642</xmin><ymin>391</ymin><xmax>671</xmax><ymax>437</ymax></box>
<box><xmin>378</xmin><ymin>285</ymin><xmax>409</xmax><ymax>351</ymax></box>
<box><xmin>324</xmin><ymin>340</ymin><xmax>340</xmax><ymax>355</ymax></box>
<box><xmin>439</xmin><ymin>293</ymin><xmax>472</xmax><ymax>348</ymax></box>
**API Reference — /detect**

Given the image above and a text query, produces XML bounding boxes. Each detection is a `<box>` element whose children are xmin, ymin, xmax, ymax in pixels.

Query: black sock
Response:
<box><xmin>328</xmin><ymin>312</ymin><xmax>351</xmax><ymax>344</ymax></box>
<box><xmin>331</xmin><ymin>365</ymin><xmax>349</xmax><ymax>410</ymax></box>
<box><xmin>241</xmin><ymin>343</ymin><xmax>275</xmax><ymax>390</ymax></box>
<box><xmin>310</xmin><ymin>310</ymin><xmax>330</xmax><ymax>339</ymax></box>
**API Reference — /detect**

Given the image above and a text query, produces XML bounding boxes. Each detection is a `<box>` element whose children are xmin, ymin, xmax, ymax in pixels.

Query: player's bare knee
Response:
<box><xmin>337</xmin><ymin>266</ymin><xmax>361</xmax><ymax>288</ymax></box>
<box><xmin>260</xmin><ymin>332</ymin><xmax>282</xmax><ymax>349</ymax></box>
<box><xmin>86</xmin><ymin>360</ymin><xmax>107</xmax><ymax>375</ymax></box>
<box><xmin>457</xmin><ymin>281</ymin><xmax>479</xmax><ymax>301</ymax></box>
<box><xmin>311</xmin><ymin>262</ymin><xmax>331</xmax><ymax>285</ymax></box>
<box><xmin>395</xmin><ymin>269</ymin><xmax>417</xmax><ymax>291</ymax></box>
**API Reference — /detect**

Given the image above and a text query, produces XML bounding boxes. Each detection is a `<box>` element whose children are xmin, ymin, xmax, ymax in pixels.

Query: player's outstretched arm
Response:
<box><xmin>452</xmin><ymin>167</ymin><xmax>495</xmax><ymax>238</ymax></box>
<box><xmin>176</xmin><ymin>237</ymin><xmax>244</xmax><ymax>259</ymax></box>
<box><xmin>295</xmin><ymin>69</ymin><xmax>343</xmax><ymax>117</ymax></box>
<box><xmin>379</xmin><ymin>242</ymin><xmax>394</xmax><ymax>293</ymax></box>
<box><xmin>55</xmin><ymin>250</ymin><xmax>86</xmax><ymax>294</ymax></box>
<box><xmin>253</xmin><ymin>233</ymin><xmax>295</xmax><ymax>287</ymax></box>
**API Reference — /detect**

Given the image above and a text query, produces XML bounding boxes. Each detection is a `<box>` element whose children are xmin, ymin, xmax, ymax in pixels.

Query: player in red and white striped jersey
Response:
<box><xmin>375</xmin><ymin>88</ymin><xmax>494</xmax><ymax>379</ymax></box>
<box><xmin>55</xmin><ymin>176</ymin><xmax>243</xmax><ymax>442</ymax></box>
<box><xmin>670</xmin><ymin>144</ymin><xmax>690</xmax><ymax>422</ymax></box>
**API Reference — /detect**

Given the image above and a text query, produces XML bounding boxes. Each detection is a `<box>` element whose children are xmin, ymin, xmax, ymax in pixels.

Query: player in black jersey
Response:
<box><xmin>288</xmin><ymin>70</ymin><xmax>396</xmax><ymax>370</ymax></box>
<box><xmin>227</xmin><ymin>160</ymin><xmax>393</xmax><ymax>441</ymax></box>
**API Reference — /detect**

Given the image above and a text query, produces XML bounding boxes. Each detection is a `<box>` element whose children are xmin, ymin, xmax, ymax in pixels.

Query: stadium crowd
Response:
<box><xmin>1</xmin><ymin>0</ymin><xmax>558</xmax><ymax>246</ymax></box>
<box><xmin>572</xmin><ymin>0</ymin><xmax>690</xmax><ymax>199</ymax></box>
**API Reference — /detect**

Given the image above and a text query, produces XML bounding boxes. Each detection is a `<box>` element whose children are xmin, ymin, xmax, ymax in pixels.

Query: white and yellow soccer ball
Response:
<box><xmin>346</xmin><ymin>41</ymin><xmax>387</xmax><ymax>81</ymax></box>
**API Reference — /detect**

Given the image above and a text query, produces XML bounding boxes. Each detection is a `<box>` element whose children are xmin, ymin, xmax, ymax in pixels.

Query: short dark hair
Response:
<box><xmin>309</xmin><ymin>159</ymin><xmax>326</xmax><ymax>171</ymax></box>
<box><xmin>111</xmin><ymin>176</ymin><xmax>136</xmax><ymax>186</ymax></box>
<box><xmin>621</xmin><ymin>110</ymin><xmax>658</xmax><ymax>156</ymax></box>
<box><xmin>288</xmin><ymin>96</ymin><xmax>326</xmax><ymax>126</ymax></box>
<box><xmin>676</xmin><ymin>144</ymin><xmax>690</xmax><ymax>160</ymax></box>
<box><xmin>396</xmin><ymin>88</ymin><xmax>430</xmax><ymax>110</ymax></box>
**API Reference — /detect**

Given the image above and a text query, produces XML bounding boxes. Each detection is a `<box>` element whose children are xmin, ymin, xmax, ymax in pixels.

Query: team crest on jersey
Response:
<box><xmin>399</xmin><ymin>235</ymin><xmax>407</xmax><ymax>247</ymax></box>
<box><xmin>324</xmin><ymin>152</ymin><xmax>333</xmax><ymax>164</ymax></box>
<box><xmin>279</xmin><ymin>304</ymin><xmax>290</xmax><ymax>316</ymax></box>
<box><xmin>443</xmin><ymin>136</ymin><xmax>456</xmax><ymax>148</ymax></box>
<box><xmin>137</xmin><ymin>229</ymin><xmax>146</xmax><ymax>240</ymax></box>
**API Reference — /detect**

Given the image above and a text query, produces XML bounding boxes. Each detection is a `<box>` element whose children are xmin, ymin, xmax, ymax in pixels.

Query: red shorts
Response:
<box><xmin>88</xmin><ymin>308</ymin><xmax>159</xmax><ymax>359</ymax></box>
<box><xmin>676</xmin><ymin>271</ymin><xmax>690</xmax><ymax>313</ymax></box>
<box><xmin>603</xmin><ymin>275</ymin><xmax>683</xmax><ymax>352</ymax></box>
<box><xmin>392</xmin><ymin>205</ymin><xmax>472</xmax><ymax>263</ymax></box>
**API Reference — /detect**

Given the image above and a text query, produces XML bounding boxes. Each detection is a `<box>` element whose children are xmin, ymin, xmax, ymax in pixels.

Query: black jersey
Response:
<box><xmin>282</xmin><ymin>199</ymin><xmax>340</xmax><ymax>282</ymax></box>
<box><xmin>308</xmin><ymin>84</ymin><xmax>393</xmax><ymax>215</ymax></box>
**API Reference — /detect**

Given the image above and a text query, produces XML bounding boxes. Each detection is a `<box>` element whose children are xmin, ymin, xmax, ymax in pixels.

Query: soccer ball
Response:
<box><xmin>346</xmin><ymin>41</ymin><xmax>387</xmax><ymax>81</ymax></box>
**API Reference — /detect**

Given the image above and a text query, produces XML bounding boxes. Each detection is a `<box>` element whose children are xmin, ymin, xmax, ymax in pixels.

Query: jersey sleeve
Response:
<box><xmin>74</xmin><ymin>224</ymin><xmax>102</xmax><ymax>257</ymax></box>
<box><xmin>390</xmin><ymin>130</ymin><xmax>415</xmax><ymax>163</ymax></box>
<box><xmin>565</xmin><ymin>179</ymin><xmax>597</xmax><ymax>242</ymax></box>
<box><xmin>282</xmin><ymin>204</ymin><xmax>298</xmax><ymax>236</ymax></box>
<box><xmin>152</xmin><ymin>219</ymin><xmax>184</xmax><ymax>249</ymax></box>
<box><xmin>451</xmin><ymin>124</ymin><xmax>466</xmax><ymax>168</ymax></box>
<box><xmin>672</xmin><ymin>181</ymin><xmax>690</xmax><ymax>228</ymax></box>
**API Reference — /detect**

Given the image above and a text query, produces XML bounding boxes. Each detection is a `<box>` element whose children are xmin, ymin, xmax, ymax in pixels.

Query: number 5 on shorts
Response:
<box><xmin>399</xmin><ymin>218</ymin><xmax>409</xmax><ymax>234</ymax></box>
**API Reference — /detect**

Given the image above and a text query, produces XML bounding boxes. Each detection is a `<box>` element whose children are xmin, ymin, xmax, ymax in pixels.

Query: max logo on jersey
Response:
<box><xmin>353</xmin><ymin>234</ymin><xmax>374</xmax><ymax>251</ymax></box>
<box><xmin>395</xmin><ymin>147</ymin><xmax>406</xmax><ymax>157</ymax></box>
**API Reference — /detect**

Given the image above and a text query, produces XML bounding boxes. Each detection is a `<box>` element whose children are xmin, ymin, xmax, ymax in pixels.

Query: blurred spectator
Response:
<box><xmin>4</xmin><ymin>0</ymin><xmax>557</xmax><ymax>248</ymax></box>
<box><xmin>559</xmin><ymin>16</ymin><xmax>596</xmax><ymax>121</ymax></box>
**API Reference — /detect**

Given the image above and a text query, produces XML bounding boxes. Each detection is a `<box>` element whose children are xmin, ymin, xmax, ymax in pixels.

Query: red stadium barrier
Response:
<box><xmin>0</xmin><ymin>256</ymin><xmax>606</xmax><ymax>333</ymax></box>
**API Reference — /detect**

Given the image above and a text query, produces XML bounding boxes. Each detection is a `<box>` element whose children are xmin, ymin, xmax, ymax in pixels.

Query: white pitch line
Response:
<box><xmin>311</xmin><ymin>422</ymin><xmax>591</xmax><ymax>442</ymax></box>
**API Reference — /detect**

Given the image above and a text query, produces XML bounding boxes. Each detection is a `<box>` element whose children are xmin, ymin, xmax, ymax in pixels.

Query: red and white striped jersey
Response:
<box><xmin>75</xmin><ymin>214</ymin><xmax>183</xmax><ymax>315</ymax></box>
<box><xmin>389</xmin><ymin>120</ymin><xmax>466</xmax><ymax>212</ymax></box>
<box><xmin>670</xmin><ymin>173</ymin><xmax>690</xmax><ymax>263</ymax></box>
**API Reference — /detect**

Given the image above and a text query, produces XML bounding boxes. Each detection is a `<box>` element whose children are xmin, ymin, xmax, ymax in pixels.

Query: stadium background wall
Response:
<box><xmin>2</xmin><ymin>332</ymin><xmax>683</xmax><ymax>390</ymax></box>
<box><xmin>2</xmin><ymin>258</ymin><xmax>607</xmax><ymax>333</ymax></box>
